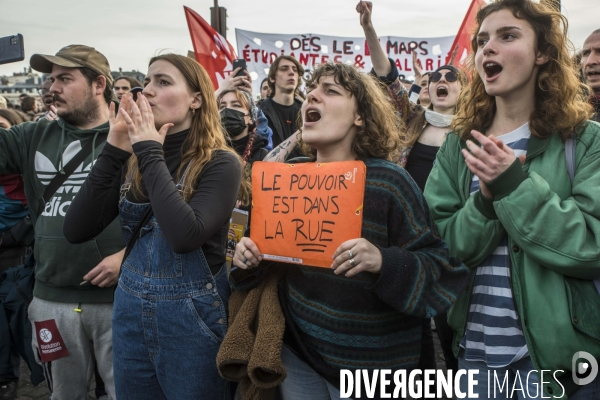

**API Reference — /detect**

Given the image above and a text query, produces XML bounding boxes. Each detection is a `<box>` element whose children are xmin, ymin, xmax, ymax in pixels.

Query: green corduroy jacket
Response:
<box><xmin>424</xmin><ymin>121</ymin><xmax>600</xmax><ymax>399</ymax></box>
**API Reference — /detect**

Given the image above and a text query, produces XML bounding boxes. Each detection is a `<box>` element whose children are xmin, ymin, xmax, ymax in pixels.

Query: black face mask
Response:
<box><xmin>220</xmin><ymin>108</ymin><xmax>248</xmax><ymax>137</ymax></box>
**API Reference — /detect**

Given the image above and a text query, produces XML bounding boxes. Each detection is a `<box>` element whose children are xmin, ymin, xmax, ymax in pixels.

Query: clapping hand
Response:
<box><xmin>462</xmin><ymin>131</ymin><xmax>526</xmax><ymax>199</ymax></box>
<box><xmin>107</xmin><ymin>93</ymin><xmax>133</xmax><ymax>153</ymax></box>
<box><xmin>119</xmin><ymin>94</ymin><xmax>173</xmax><ymax>146</ymax></box>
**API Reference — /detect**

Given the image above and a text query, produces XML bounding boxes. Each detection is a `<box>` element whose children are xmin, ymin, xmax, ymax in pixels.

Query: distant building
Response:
<box><xmin>0</xmin><ymin>67</ymin><xmax>146</xmax><ymax>107</ymax></box>
<box><xmin>111</xmin><ymin>68</ymin><xmax>145</xmax><ymax>84</ymax></box>
<box><xmin>0</xmin><ymin>68</ymin><xmax>46</xmax><ymax>106</ymax></box>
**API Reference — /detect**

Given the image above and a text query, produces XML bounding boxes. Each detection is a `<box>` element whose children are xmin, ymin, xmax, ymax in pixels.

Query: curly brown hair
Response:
<box><xmin>452</xmin><ymin>0</ymin><xmax>592</xmax><ymax>140</ymax></box>
<box><xmin>298</xmin><ymin>62</ymin><xmax>405</xmax><ymax>161</ymax></box>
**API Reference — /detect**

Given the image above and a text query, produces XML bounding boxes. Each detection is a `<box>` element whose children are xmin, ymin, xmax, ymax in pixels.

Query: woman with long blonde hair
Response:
<box><xmin>64</xmin><ymin>54</ymin><xmax>242</xmax><ymax>399</ymax></box>
<box><xmin>424</xmin><ymin>0</ymin><xmax>599</xmax><ymax>397</ymax></box>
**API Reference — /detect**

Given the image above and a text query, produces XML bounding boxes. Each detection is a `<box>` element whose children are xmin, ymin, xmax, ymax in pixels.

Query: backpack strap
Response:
<box><xmin>565</xmin><ymin>133</ymin><xmax>576</xmax><ymax>184</ymax></box>
<box><xmin>565</xmin><ymin>132</ymin><xmax>600</xmax><ymax>294</ymax></box>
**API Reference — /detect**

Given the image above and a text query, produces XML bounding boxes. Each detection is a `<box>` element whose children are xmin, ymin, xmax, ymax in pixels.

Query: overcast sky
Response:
<box><xmin>0</xmin><ymin>0</ymin><xmax>596</xmax><ymax>77</ymax></box>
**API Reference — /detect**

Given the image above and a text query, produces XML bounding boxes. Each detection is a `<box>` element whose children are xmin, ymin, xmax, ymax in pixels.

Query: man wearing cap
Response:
<box><xmin>0</xmin><ymin>45</ymin><xmax>124</xmax><ymax>399</ymax></box>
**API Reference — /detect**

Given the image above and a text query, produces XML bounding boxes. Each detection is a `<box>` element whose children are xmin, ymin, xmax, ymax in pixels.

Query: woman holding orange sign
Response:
<box><xmin>232</xmin><ymin>62</ymin><xmax>468</xmax><ymax>399</ymax></box>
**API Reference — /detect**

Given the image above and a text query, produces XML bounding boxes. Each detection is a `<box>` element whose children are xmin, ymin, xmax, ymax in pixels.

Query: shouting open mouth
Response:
<box><xmin>305</xmin><ymin>107</ymin><xmax>322</xmax><ymax>123</ymax></box>
<box><xmin>484</xmin><ymin>62</ymin><xmax>503</xmax><ymax>80</ymax></box>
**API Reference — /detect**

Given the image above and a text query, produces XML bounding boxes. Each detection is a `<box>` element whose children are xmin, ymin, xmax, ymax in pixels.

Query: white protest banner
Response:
<box><xmin>235</xmin><ymin>28</ymin><xmax>455</xmax><ymax>95</ymax></box>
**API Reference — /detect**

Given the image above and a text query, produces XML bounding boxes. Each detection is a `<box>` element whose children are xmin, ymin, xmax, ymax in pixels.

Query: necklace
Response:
<box><xmin>425</xmin><ymin>109</ymin><xmax>453</xmax><ymax>128</ymax></box>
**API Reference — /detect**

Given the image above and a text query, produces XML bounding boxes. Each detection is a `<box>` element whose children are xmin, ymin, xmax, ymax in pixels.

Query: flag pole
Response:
<box><xmin>213</xmin><ymin>0</ymin><xmax>220</xmax><ymax>35</ymax></box>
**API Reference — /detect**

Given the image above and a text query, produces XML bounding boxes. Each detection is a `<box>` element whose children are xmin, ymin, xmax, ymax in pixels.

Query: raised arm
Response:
<box><xmin>412</xmin><ymin>50</ymin><xmax>423</xmax><ymax>84</ymax></box>
<box><xmin>214</xmin><ymin>67</ymin><xmax>253</xmax><ymax>99</ymax></box>
<box><xmin>357</xmin><ymin>1</ymin><xmax>391</xmax><ymax>77</ymax></box>
<box><xmin>0</xmin><ymin>123</ymin><xmax>35</xmax><ymax>176</ymax></box>
<box><xmin>407</xmin><ymin>51</ymin><xmax>424</xmax><ymax>103</ymax></box>
<box><xmin>357</xmin><ymin>3</ymin><xmax>419</xmax><ymax>125</ymax></box>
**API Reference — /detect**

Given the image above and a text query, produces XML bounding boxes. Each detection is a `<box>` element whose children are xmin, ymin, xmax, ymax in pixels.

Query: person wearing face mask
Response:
<box><xmin>218</xmin><ymin>90</ymin><xmax>269</xmax><ymax>165</ymax></box>
<box><xmin>216</xmin><ymin>69</ymin><xmax>274</xmax><ymax>151</ymax></box>
<box><xmin>218</xmin><ymin>90</ymin><xmax>269</xmax><ymax>243</ymax></box>
<box><xmin>403</xmin><ymin>65</ymin><xmax>465</xmax><ymax>184</ymax></box>
<box><xmin>358</xmin><ymin>0</ymin><xmax>465</xmax><ymax>378</ymax></box>
<box><xmin>358</xmin><ymin>2</ymin><xmax>465</xmax><ymax>182</ymax></box>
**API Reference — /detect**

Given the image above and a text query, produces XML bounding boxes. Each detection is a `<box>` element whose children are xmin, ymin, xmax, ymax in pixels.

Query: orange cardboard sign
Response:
<box><xmin>250</xmin><ymin>161</ymin><xmax>366</xmax><ymax>268</ymax></box>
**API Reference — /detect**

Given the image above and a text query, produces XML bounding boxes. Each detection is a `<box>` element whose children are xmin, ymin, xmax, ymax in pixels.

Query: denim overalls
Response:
<box><xmin>112</xmin><ymin>166</ymin><xmax>231</xmax><ymax>400</ymax></box>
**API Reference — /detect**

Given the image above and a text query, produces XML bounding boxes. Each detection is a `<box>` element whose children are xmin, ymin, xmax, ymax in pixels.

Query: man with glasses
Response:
<box><xmin>38</xmin><ymin>80</ymin><xmax>54</xmax><ymax>112</ymax></box>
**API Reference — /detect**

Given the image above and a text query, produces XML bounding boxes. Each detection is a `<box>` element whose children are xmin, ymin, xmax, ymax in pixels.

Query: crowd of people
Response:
<box><xmin>0</xmin><ymin>0</ymin><xmax>599</xmax><ymax>399</ymax></box>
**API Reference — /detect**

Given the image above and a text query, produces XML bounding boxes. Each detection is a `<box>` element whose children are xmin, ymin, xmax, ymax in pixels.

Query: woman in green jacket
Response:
<box><xmin>424</xmin><ymin>0</ymin><xmax>600</xmax><ymax>398</ymax></box>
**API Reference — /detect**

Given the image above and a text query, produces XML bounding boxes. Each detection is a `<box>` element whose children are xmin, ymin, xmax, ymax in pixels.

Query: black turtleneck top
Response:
<box><xmin>231</xmin><ymin>134</ymin><xmax>251</xmax><ymax>157</ymax></box>
<box><xmin>228</xmin><ymin>131</ymin><xmax>268</xmax><ymax>163</ymax></box>
<box><xmin>64</xmin><ymin>130</ymin><xmax>242</xmax><ymax>272</ymax></box>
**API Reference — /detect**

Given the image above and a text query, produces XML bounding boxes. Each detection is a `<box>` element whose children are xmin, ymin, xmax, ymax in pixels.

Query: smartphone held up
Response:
<box><xmin>0</xmin><ymin>34</ymin><xmax>25</xmax><ymax>65</ymax></box>
<box><xmin>232</xmin><ymin>59</ymin><xmax>247</xmax><ymax>77</ymax></box>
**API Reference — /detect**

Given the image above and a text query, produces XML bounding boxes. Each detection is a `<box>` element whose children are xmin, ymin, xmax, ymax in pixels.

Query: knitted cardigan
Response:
<box><xmin>233</xmin><ymin>158</ymin><xmax>468</xmax><ymax>394</ymax></box>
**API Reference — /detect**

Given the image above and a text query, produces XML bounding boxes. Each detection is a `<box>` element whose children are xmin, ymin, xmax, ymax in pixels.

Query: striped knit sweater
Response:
<box><xmin>233</xmin><ymin>158</ymin><xmax>468</xmax><ymax>392</ymax></box>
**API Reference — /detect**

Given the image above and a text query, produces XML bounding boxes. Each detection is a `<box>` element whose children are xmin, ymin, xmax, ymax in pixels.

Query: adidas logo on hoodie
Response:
<box><xmin>35</xmin><ymin>140</ymin><xmax>94</xmax><ymax>217</ymax></box>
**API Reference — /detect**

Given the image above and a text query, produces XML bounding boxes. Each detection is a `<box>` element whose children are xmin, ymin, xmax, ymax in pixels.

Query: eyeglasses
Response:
<box><xmin>38</xmin><ymin>89</ymin><xmax>49</xmax><ymax>96</ymax></box>
<box><xmin>430</xmin><ymin>71</ymin><xmax>458</xmax><ymax>83</ymax></box>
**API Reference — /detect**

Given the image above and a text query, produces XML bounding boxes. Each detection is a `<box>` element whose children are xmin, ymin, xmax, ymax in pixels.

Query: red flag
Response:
<box><xmin>184</xmin><ymin>6</ymin><xmax>237</xmax><ymax>88</ymax></box>
<box><xmin>446</xmin><ymin>0</ymin><xmax>487</xmax><ymax>66</ymax></box>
